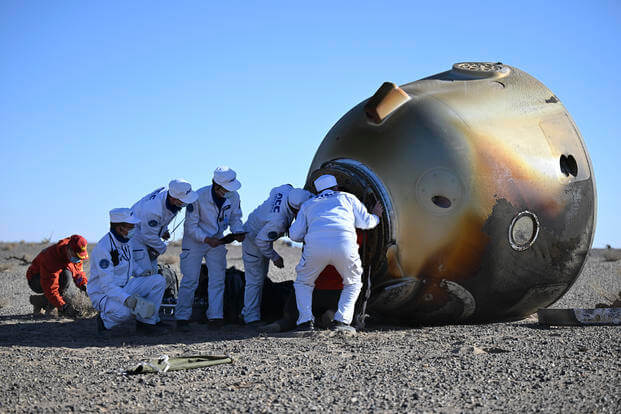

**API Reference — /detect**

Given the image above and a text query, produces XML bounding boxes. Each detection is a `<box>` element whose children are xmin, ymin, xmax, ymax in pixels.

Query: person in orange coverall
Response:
<box><xmin>26</xmin><ymin>235</ymin><xmax>89</xmax><ymax>317</ymax></box>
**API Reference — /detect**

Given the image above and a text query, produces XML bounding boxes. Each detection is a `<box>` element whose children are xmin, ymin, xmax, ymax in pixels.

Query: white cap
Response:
<box><xmin>287</xmin><ymin>188</ymin><xmax>312</xmax><ymax>210</ymax></box>
<box><xmin>313</xmin><ymin>174</ymin><xmax>338</xmax><ymax>192</ymax></box>
<box><xmin>109</xmin><ymin>208</ymin><xmax>140</xmax><ymax>224</ymax></box>
<box><xmin>213</xmin><ymin>166</ymin><xmax>241</xmax><ymax>191</ymax></box>
<box><xmin>168</xmin><ymin>179</ymin><xmax>198</xmax><ymax>204</ymax></box>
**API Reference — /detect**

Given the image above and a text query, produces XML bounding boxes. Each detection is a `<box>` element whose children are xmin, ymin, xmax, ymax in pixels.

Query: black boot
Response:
<box><xmin>329</xmin><ymin>320</ymin><xmax>356</xmax><ymax>333</ymax></box>
<box><xmin>136</xmin><ymin>320</ymin><xmax>169</xmax><ymax>336</ymax></box>
<box><xmin>295</xmin><ymin>320</ymin><xmax>315</xmax><ymax>332</ymax></box>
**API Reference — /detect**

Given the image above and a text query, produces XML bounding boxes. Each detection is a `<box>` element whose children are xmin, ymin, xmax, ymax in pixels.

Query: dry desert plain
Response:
<box><xmin>0</xmin><ymin>240</ymin><xmax>620</xmax><ymax>413</ymax></box>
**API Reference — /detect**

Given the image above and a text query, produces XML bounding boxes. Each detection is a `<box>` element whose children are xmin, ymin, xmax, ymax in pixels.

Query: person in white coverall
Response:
<box><xmin>129</xmin><ymin>179</ymin><xmax>198</xmax><ymax>276</ymax></box>
<box><xmin>175</xmin><ymin>167</ymin><xmax>245</xmax><ymax>331</ymax></box>
<box><xmin>289</xmin><ymin>174</ymin><xmax>383</xmax><ymax>332</ymax></box>
<box><xmin>87</xmin><ymin>208</ymin><xmax>167</xmax><ymax>335</ymax></box>
<box><xmin>241</xmin><ymin>185</ymin><xmax>312</xmax><ymax>325</ymax></box>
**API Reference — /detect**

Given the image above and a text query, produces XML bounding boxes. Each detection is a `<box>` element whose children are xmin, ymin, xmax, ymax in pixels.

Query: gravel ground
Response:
<box><xmin>0</xmin><ymin>241</ymin><xmax>619</xmax><ymax>413</ymax></box>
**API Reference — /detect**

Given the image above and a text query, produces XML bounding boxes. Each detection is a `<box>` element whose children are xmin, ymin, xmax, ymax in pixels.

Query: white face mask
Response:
<box><xmin>126</xmin><ymin>228</ymin><xmax>137</xmax><ymax>239</ymax></box>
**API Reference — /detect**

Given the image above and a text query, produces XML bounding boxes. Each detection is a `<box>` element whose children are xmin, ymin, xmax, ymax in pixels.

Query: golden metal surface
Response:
<box><xmin>307</xmin><ymin>62</ymin><xmax>595</xmax><ymax>322</ymax></box>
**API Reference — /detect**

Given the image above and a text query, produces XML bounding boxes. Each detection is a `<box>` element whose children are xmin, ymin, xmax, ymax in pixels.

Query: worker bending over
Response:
<box><xmin>289</xmin><ymin>174</ymin><xmax>382</xmax><ymax>332</ymax></box>
<box><xmin>130</xmin><ymin>179</ymin><xmax>198</xmax><ymax>275</ymax></box>
<box><xmin>241</xmin><ymin>184</ymin><xmax>312</xmax><ymax>326</ymax></box>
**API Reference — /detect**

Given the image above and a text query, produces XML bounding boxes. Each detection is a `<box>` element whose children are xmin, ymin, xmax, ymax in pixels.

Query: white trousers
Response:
<box><xmin>294</xmin><ymin>236</ymin><xmax>363</xmax><ymax>325</ymax></box>
<box><xmin>241</xmin><ymin>237</ymin><xmax>270</xmax><ymax>323</ymax></box>
<box><xmin>129</xmin><ymin>237</ymin><xmax>158</xmax><ymax>276</ymax></box>
<box><xmin>176</xmin><ymin>243</ymin><xmax>226</xmax><ymax>320</ymax></box>
<box><xmin>100</xmin><ymin>274</ymin><xmax>166</xmax><ymax>329</ymax></box>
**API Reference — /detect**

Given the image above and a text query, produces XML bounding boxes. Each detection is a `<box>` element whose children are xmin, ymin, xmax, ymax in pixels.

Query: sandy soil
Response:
<box><xmin>0</xmin><ymin>241</ymin><xmax>619</xmax><ymax>413</ymax></box>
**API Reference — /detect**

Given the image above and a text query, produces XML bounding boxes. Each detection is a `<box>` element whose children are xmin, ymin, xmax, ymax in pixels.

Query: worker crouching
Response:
<box><xmin>26</xmin><ymin>234</ymin><xmax>89</xmax><ymax>317</ymax></box>
<box><xmin>87</xmin><ymin>208</ymin><xmax>167</xmax><ymax>335</ymax></box>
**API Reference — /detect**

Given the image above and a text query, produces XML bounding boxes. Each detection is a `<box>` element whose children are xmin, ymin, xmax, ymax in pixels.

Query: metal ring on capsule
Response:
<box><xmin>508</xmin><ymin>211</ymin><xmax>540</xmax><ymax>251</ymax></box>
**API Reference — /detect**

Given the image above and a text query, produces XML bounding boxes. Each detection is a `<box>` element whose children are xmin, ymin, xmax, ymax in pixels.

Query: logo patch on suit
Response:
<box><xmin>148</xmin><ymin>220</ymin><xmax>158</xmax><ymax>227</ymax></box>
<box><xmin>187</xmin><ymin>204</ymin><xmax>194</xmax><ymax>212</ymax></box>
<box><xmin>267</xmin><ymin>231</ymin><xmax>279</xmax><ymax>240</ymax></box>
<box><xmin>99</xmin><ymin>259</ymin><xmax>110</xmax><ymax>269</ymax></box>
<box><xmin>272</xmin><ymin>193</ymin><xmax>283</xmax><ymax>212</ymax></box>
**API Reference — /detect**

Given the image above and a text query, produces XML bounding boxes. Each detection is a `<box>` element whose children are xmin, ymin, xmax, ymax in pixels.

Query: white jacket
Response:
<box><xmin>244</xmin><ymin>184</ymin><xmax>296</xmax><ymax>260</ymax></box>
<box><xmin>183</xmin><ymin>185</ymin><xmax>244</xmax><ymax>245</ymax></box>
<box><xmin>289</xmin><ymin>190</ymin><xmax>379</xmax><ymax>243</ymax></box>
<box><xmin>131</xmin><ymin>187</ymin><xmax>181</xmax><ymax>254</ymax></box>
<box><xmin>87</xmin><ymin>231</ymin><xmax>135</xmax><ymax>310</ymax></box>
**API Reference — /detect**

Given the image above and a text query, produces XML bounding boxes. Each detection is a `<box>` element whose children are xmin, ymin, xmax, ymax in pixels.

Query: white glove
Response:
<box><xmin>124</xmin><ymin>296</ymin><xmax>138</xmax><ymax>310</ymax></box>
<box><xmin>124</xmin><ymin>295</ymin><xmax>155</xmax><ymax>319</ymax></box>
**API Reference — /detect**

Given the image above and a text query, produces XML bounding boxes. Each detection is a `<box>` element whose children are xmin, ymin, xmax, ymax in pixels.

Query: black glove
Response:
<box><xmin>219</xmin><ymin>233</ymin><xmax>246</xmax><ymax>244</ymax></box>
<box><xmin>79</xmin><ymin>284</ymin><xmax>88</xmax><ymax>294</ymax></box>
<box><xmin>60</xmin><ymin>303</ymin><xmax>79</xmax><ymax>318</ymax></box>
<box><xmin>219</xmin><ymin>233</ymin><xmax>236</xmax><ymax>244</ymax></box>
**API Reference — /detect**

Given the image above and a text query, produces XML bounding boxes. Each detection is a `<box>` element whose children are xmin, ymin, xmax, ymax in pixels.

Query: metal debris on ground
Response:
<box><xmin>124</xmin><ymin>355</ymin><xmax>233</xmax><ymax>375</ymax></box>
<box><xmin>537</xmin><ymin>308</ymin><xmax>621</xmax><ymax>326</ymax></box>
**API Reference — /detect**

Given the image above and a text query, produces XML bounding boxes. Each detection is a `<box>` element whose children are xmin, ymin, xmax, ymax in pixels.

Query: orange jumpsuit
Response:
<box><xmin>26</xmin><ymin>238</ymin><xmax>88</xmax><ymax>308</ymax></box>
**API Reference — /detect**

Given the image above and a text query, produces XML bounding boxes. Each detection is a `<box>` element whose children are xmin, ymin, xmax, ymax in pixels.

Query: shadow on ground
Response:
<box><xmin>0</xmin><ymin>315</ymin><xmax>261</xmax><ymax>348</ymax></box>
<box><xmin>0</xmin><ymin>313</ymin><xmax>426</xmax><ymax>348</ymax></box>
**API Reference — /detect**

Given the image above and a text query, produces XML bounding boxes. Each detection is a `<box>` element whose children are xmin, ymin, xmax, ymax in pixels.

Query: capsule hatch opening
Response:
<box><xmin>306</xmin><ymin>159</ymin><xmax>394</xmax><ymax>272</ymax></box>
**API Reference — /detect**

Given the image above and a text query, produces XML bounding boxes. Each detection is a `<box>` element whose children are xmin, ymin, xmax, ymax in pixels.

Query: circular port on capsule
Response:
<box><xmin>509</xmin><ymin>211</ymin><xmax>540</xmax><ymax>251</ymax></box>
<box><xmin>416</xmin><ymin>168</ymin><xmax>463</xmax><ymax>215</ymax></box>
<box><xmin>431</xmin><ymin>195</ymin><xmax>452</xmax><ymax>208</ymax></box>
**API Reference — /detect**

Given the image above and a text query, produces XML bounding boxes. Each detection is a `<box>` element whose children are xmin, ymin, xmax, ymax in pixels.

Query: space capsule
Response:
<box><xmin>306</xmin><ymin>62</ymin><xmax>596</xmax><ymax>323</ymax></box>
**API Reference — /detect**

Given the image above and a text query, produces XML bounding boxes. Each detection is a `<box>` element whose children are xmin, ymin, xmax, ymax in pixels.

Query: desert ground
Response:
<box><xmin>0</xmin><ymin>241</ymin><xmax>619</xmax><ymax>413</ymax></box>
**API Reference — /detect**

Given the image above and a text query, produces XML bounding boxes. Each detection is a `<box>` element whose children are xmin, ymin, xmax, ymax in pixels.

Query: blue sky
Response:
<box><xmin>1</xmin><ymin>1</ymin><xmax>619</xmax><ymax>247</ymax></box>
